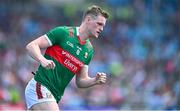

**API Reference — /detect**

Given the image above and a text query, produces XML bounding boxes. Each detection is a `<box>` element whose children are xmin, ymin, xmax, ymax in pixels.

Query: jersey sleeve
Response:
<box><xmin>46</xmin><ymin>26</ymin><xmax>67</xmax><ymax>45</ymax></box>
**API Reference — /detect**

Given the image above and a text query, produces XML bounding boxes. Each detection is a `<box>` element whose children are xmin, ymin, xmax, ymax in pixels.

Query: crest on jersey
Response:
<box><xmin>84</xmin><ymin>52</ymin><xmax>88</xmax><ymax>58</ymax></box>
<box><xmin>46</xmin><ymin>93</ymin><xmax>53</xmax><ymax>99</ymax></box>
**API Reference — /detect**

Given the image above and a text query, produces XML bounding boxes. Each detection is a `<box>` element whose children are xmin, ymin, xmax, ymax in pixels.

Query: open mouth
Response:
<box><xmin>97</xmin><ymin>31</ymin><xmax>100</xmax><ymax>35</ymax></box>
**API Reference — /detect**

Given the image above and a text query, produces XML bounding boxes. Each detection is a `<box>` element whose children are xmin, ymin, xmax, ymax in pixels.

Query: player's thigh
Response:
<box><xmin>25</xmin><ymin>78</ymin><xmax>58</xmax><ymax>110</ymax></box>
<box><xmin>30</xmin><ymin>101</ymin><xmax>59</xmax><ymax>110</ymax></box>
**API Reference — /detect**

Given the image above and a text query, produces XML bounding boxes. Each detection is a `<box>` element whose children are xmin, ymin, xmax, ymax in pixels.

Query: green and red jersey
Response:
<box><xmin>34</xmin><ymin>26</ymin><xmax>94</xmax><ymax>102</ymax></box>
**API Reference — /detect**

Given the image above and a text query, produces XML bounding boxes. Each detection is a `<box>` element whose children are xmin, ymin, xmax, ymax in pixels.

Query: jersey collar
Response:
<box><xmin>76</xmin><ymin>27</ymin><xmax>86</xmax><ymax>45</ymax></box>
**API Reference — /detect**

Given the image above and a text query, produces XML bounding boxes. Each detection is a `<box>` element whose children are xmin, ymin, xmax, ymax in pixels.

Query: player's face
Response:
<box><xmin>88</xmin><ymin>15</ymin><xmax>106</xmax><ymax>38</ymax></box>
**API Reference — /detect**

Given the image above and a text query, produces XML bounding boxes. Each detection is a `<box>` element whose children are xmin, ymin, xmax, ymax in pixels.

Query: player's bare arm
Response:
<box><xmin>26</xmin><ymin>35</ymin><xmax>55</xmax><ymax>69</ymax></box>
<box><xmin>76</xmin><ymin>65</ymin><xmax>107</xmax><ymax>88</ymax></box>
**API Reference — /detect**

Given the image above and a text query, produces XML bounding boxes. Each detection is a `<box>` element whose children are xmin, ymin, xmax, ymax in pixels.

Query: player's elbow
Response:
<box><xmin>76</xmin><ymin>80</ymin><xmax>83</xmax><ymax>88</ymax></box>
<box><xmin>26</xmin><ymin>43</ymin><xmax>31</xmax><ymax>52</ymax></box>
<box><xmin>76</xmin><ymin>78</ymin><xmax>85</xmax><ymax>88</ymax></box>
<box><xmin>26</xmin><ymin>43</ymin><xmax>30</xmax><ymax>51</ymax></box>
<box><xmin>76</xmin><ymin>84</ymin><xmax>83</xmax><ymax>88</ymax></box>
<box><xmin>26</xmin><ymin>41</ymin><xmax>34</xmax><ymax>51</ymax></box>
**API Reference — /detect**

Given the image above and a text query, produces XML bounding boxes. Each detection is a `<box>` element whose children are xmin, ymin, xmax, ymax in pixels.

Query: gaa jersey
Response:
<box><xmin>34</xmin><ymin>26</ymin><xmax>94</xmax><ymax>102</ymax></box>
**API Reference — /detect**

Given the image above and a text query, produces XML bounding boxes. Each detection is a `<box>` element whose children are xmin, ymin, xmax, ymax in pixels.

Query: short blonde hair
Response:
<box><xmin>82</xmin><ymin>5</ymin><xmax>109</xmax><ymax>21</ymax></box>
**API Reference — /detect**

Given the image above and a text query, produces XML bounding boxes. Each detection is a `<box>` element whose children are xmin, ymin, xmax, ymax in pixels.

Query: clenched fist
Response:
<box><xmin>95</xmin><ymin>72</ymin><xmax>107</xmax><ymax>84</ymax></box>
<box><xmin>40</xmin><ymin>58</ymin><xmax>56</xmax><ymax>69</ymax></box>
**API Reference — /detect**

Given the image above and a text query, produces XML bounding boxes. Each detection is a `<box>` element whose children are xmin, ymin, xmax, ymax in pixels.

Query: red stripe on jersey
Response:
<box><xmin>36</xmin><ymin>82</ymin><xmax>43</xmax><ymax>99</ymax></box>
<box><xmin>45</xmin><ymin>45</ymin><xmax>84</xmax><ymax>74</ymax></box>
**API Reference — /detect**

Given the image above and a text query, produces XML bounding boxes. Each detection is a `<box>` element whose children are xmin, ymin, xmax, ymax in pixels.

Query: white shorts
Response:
<box><xmin>25</xmin><ymin>78</ymin><xmax>56</xmax><ymax>109</ymax></box>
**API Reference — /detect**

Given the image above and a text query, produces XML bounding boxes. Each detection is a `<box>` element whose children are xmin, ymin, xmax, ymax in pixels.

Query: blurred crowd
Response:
<box><xmin>0</xmin><ymin>0</ymin><xmax>180</xmax><ymax>110</ymax></box>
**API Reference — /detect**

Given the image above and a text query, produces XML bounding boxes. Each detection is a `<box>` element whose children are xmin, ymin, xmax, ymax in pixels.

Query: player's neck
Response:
<box><xmin>78</xmin><ymin>25</ymin><xmax>90</xmax><ymax>42</ymax></box>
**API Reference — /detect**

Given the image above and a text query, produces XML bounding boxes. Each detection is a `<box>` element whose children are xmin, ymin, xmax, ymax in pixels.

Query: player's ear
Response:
<box><xmin>85</xmin><ymin>15</ymin><xmax>92</xmax><ymax>22</ymax></box>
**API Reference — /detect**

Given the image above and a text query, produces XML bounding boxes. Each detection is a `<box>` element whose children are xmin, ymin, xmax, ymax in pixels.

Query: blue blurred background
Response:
<box><xmin>0</xmin><ymin>0</ymin><xmax>180</xmax><ymax>110</ymax></box>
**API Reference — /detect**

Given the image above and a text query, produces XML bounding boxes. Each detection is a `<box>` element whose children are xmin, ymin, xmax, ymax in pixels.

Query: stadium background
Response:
<box><xmin>0</xmin><ymin>0</ymin><xmax>179</xmax><ymax>110</ymax></box>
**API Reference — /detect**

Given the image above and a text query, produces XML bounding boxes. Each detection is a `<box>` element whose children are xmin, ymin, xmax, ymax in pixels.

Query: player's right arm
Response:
<box><xmin>76</xmin><ymin>65</ymin><xmax>107</xmax><ymax>88</ymax></box>
<box><xmin>26</xmin><ymin>35</ymin><xmax>55</xmax><ymax>69</ymax></box>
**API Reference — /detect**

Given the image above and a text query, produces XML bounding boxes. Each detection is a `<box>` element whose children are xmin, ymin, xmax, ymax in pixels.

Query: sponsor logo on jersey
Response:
<box><xmin>64</xmin><ymin>59</ymin><xmax>77</xmax><ymax>72</ymax></box>
<box><xmin>66</xmin><ymin>41</ymin><xmax>74</xmax><ymax>48</ymax></box>
<box><xmin>61</xmin><ymin>50</ymin><xmax>84</xmax><ymax>67</ymax></box>
<box><xmin>45</xmin><ymin>45</ymin><xmax>84</xmax><ymax>74</ymax></box>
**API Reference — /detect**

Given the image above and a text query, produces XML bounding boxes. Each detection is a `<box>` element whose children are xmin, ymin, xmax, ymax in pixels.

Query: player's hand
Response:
<box><xmin>40</xmin><ymin>58</ymin><xmax>56</xmax><ymax>69</ymax></box>
<box><xmin>95</xmin><ymin>72</ymin><xmax>107</xmax><ymax>84</ymax></box>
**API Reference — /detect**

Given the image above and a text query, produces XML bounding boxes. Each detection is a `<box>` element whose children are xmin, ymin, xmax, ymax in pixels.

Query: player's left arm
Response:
<box><xmin>75</xmin><ymin>65</ymin><xmax>107</xmax><ymax>88</ymax></box>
